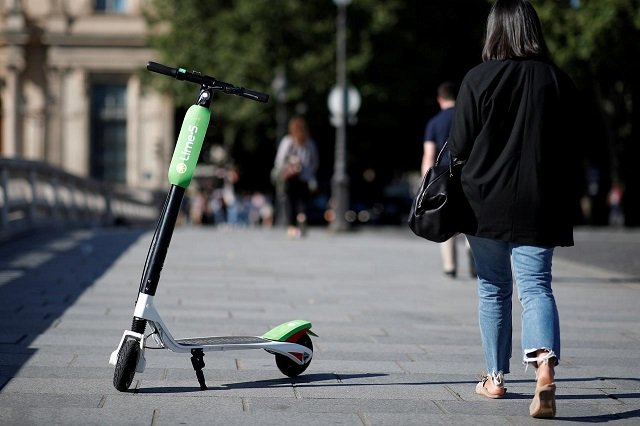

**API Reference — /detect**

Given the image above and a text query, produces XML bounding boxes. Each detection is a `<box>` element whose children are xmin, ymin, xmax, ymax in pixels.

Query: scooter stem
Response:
<box><xmin>133</xmin><ymin>87</ymin><xmax>213</xmax><ymax>329</ymax></box>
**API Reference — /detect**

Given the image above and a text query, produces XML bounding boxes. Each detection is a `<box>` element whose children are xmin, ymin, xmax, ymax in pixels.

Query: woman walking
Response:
<box><xmin>448</xmin><ymin>0</ymin><xmax>580</xmax><ymax>418</ymax></box>
<box><xmin>274</xmin><ymin>116</ymin><xmax>319</xmax><ymax>238</ymax></box>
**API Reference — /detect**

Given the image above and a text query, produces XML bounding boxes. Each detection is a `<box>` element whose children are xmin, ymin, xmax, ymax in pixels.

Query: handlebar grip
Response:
<box><xmin>239</xmin><ymin>88</ymin><xmax>269</xmax><ymax>103</ymax></box>
<box><xmin>147</xmin><ymin>61</ymin><xmax>178</xmax><ymax>78</ymax></box>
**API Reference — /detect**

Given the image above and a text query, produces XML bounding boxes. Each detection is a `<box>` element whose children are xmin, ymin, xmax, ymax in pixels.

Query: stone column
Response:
<box><xmin>139</xmin><ymin>88</ymin><xmax>174</xmax><ymax>190</ymax></box>
<box><xmin>127</xmin><ymin>74</ymin><xmax>140</xmax><ymax>187</ymax></box>
<box><xmin>1</xmin><ymin>65</ymin><xmax>22</xmax><ymax>157</ymax></box>
<box><xmin>1</xmin><ymin>0</ymin><xmax>28</xmax><ymax>157</ymax></box>
<box><xmin>23</xmin><ymin>79</ymin><xmax>46</xmax><ymax>160</ymax></box>
<box><xmin>46</xmin><ymin>66</ymin><xmax>65</xmax><ymax>167</ymax></box>
<box><xmin>61</xmin><ymin>68</ymin><xmax>90</xmax><ymax>177</ymax></box>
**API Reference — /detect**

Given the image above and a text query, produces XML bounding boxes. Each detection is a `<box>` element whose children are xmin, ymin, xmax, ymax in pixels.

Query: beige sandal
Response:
<box><xmin>530</xmin><ymin>383</ymin><xmax>556</xmax><ymax>418</ymax></box>
<box><xmin>475</xmin><ymin>374</ymin><xmax>506</xmax><ymax>399</ymax></box>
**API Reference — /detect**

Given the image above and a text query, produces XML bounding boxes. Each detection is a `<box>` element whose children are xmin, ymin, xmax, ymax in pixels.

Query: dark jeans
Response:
<box><xmin>284</xmin><ymin>178</ymin><xmax>310</xmax><ymax>227</ymax></box>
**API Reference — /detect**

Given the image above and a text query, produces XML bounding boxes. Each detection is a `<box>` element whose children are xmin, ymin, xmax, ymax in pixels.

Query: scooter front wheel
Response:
<box><xmin>275</xmin><ymin>333</ymin><xmax>313</xmax><ymax>377</ymax></box>
<box><xmin>113</xmin><ymin>339</ymin><xmax>139</xmax><ymax>391</ymax></box>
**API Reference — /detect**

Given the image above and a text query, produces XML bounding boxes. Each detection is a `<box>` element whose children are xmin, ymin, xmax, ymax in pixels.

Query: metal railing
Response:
<box><xmin>0</xmin><ymin>158</ymin><xmax>160</xmax><ymax>239</ymax></box>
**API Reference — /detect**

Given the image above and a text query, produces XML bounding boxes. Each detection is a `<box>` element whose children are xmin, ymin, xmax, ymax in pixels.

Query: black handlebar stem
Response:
<box><xmin>147</xmin><ymin>61</ymin><xmax>269</xmax><ymax>103</ymax></box>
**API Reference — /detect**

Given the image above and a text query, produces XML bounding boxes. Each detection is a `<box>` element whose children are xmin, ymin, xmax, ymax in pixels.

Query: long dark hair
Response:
<box><xmin>482</xmin><ymin>0</ymin><xmax>549</xmax><ymax>61</ymax></box>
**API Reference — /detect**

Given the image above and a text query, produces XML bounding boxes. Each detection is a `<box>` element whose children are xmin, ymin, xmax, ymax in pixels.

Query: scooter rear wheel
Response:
<box><xmin>113</xmin><ymin>339</ymin><xmax>139</xmax><ymax>391</ymax></box>
<box><xmin>275</xmin><ymin>333</ymin><xmax>313</xmax><ymax>377</ymax></box>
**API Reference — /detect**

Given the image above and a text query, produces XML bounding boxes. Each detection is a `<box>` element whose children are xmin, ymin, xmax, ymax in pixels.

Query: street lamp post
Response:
<box><xmin>271</xmin><ymin>69</ymin><xmax>288</xmax><ymax>142</ymax></box>
<box><xmin>330</xmin><ymin>0</ymin><xmax>352</xmax><ymax>232</ymax></box>
<box><xmin>271</xmin><ymin>69</ymin><xmax>288</xmax><ymax>227</ymax></box>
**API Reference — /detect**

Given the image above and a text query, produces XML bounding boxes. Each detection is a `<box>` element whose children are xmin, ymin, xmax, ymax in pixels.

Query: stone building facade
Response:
<box><xmin>0</xmin><ymin>0</ymin><xmax>174</xmax><ymax>190</ymax></box>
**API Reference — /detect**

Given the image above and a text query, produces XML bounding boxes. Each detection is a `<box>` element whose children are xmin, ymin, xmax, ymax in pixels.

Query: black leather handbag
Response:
<box><xmin>408</xmin><ymin>141</ymin><xmax>476</xmax><ymax>242</ymax></box>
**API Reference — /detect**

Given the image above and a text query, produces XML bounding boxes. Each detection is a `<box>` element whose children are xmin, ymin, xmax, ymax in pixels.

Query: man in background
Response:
<box><xmin>421</xmin><ymin>82</ymin><xmax>475</xmax><ymax>278</ymax></box>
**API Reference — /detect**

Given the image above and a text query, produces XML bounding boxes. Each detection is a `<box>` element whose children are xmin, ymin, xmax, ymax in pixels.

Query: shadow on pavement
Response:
<box><xmin>132</xmin><ymin>372</ymin><xmax>640</xmax><ymax>420</ymax></box>
<box><xmin>135</xmin><ymin>373</ymin><xmax>388</xmax><ymax>394</ymax></box>
<box><xmin>0</xmin><ymin>228</ymin><xmax>147</xmax><ymax>390</ymax></box>
<box><xmin>555</xmin><ymin>408</ymin><xmax>640</xmax><ymax>422</ymax></box>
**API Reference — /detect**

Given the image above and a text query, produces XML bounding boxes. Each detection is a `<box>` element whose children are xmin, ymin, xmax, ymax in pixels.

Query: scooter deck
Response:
<box><xmin>176</xmin><ymin>336</ymin><xmax>268</xmax><ymax>346</ymax></box>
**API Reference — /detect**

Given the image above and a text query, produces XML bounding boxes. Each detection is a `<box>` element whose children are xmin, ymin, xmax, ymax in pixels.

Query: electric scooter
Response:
<box><xmin>109</xmin><ymin>62</ymin><xmax>316</xmax><ymax>392</ymax></box>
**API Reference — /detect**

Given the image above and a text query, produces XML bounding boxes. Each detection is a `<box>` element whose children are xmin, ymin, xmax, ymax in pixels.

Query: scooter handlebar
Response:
<box><xmin>146</xmin><ymin>61</ymin><xmax>269</xmax><ymax>103</ymax></box>
<box><xmin>147</xmin><ymin>61</ymin><xmax>178</xmax><ymax>78</ymax></box>
<box><xmin>235</xmin><ymin>87</ymin><xmax>270</xmax><ymax>103</ymax></box>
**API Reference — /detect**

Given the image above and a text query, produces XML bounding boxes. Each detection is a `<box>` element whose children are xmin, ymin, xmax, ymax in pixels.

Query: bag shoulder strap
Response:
<box><xmin>435</xmin><ymin>140</ymin><xmax>466</xmax><ymax>175</ymax></box>
<box><xmin>434</xmin><ymin>141</ymin><xmax>449</xmax><ymax>166</ymax></box>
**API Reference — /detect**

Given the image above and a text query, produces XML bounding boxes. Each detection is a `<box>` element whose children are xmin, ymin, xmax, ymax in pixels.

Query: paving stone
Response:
<box><xmin>245</xmin><ymin>396</ymin><xmax>445</xmax><ymax>414</ymax></box>
<box><xmin>0</xmin><ymin>393</ymin><xmax>103</xmax><ymax>408</ymax></box>
<box><xmin>2</xmin><ymin>377</ymin><xmax>116</xmax><ymax>395</ymax></box>
<box><xmin>0</xmin><ymin>407</ymin><xmax>153</xmax><ymax>426</ymax></box>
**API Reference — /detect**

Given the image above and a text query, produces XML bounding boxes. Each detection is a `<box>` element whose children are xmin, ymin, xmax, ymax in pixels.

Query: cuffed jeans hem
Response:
<box><xmin>523</xmin><ymin>348</ymin><xmax>559</xmax><ymax>367</ymax></box>
<box><xmin>484</xmin><ymin>371</ymin><xmax>505</xmax><ymax>387</ymax></box>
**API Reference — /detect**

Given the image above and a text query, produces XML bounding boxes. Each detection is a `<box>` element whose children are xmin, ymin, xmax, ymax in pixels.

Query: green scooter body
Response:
<box><xmin>262</xmin><ymin>320</ymin><xmax>317</xmax><ymax>342</ymax></box>
<box><xmin>168</xmin><ymin>105</ymin><xmax>211</xmax><ymax>188</ymax></box>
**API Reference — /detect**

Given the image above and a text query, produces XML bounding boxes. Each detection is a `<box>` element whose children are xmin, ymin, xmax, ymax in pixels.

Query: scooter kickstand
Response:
<box><xmin>190</xmin><ymin>349</ymin><xmax>207</xmax><ymax>390</ymax></box>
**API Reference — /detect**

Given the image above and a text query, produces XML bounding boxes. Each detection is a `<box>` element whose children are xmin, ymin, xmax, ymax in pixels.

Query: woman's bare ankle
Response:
<box><xmin>486</xmin><ymin>379</ymin><xmax>506</xmax><ymax>395</ymax></box>
<box><xmin>482</xmin><ymin>373</ymin><xmax>506</xmax><ymax>395</ymax></box>
<box><xmin>532</xmin><ymin>350</ymin><xmax>555</xmax><ymax>386</ymax></box>
<box><xmin>536</xmin><ymin>360</ymin><xmax>554</xmax><ymax>386</ymax></box>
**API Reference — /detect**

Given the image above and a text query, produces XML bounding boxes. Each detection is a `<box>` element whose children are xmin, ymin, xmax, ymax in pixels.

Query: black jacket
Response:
<box><xmin>449</xmin><ymin>58</ymin><xmax>580</xmax><ymax>247</ymax></box>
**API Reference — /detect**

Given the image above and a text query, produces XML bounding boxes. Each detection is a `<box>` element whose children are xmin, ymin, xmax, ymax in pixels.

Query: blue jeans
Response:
<box><xmin>466</xmin><ymin>235</ymin><xmax>560</xmax><ymax>376</ymax></box>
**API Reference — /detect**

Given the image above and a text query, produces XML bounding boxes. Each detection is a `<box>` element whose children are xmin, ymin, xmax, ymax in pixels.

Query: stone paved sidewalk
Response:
<box><xmin>0</xmin><ymin>226</ymin><xmax>639</xmax><ymax>425</ymax></box>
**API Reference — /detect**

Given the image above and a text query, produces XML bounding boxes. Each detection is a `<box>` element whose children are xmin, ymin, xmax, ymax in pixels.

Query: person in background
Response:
<box><xmin>273</xmin><ymin>116</ymin><xmax>319</xmax><ymax>238</ymax></box>
<box><xmin>448</xmin><ymin>0</ymin><xmax>580</xmax><ymax>418</ymax></box>
<box><xmin>422</xmin><ymin>82</ymin><xmax>476</xmax><ymax>278</ymax></box>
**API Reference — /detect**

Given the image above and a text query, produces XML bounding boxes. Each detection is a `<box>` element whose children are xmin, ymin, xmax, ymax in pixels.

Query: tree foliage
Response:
<box><xmin>535</xmin><ymin>0</ymin><xmax>640</xmax><ymax>224</ymax></box>
<box><xmin>146</xmin><ymin>0</ymin><xmax>488</xmax><ymax>195</ymax></box>
<box><xmin>146</xmin><ymin>0</ymin><xmax>398</xmax><ymax>152</ymax></box>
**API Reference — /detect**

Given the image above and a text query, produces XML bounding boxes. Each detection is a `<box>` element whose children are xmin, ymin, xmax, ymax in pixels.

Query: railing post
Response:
<box><xmin>1</xmin><ymin>167</ymin><xmax>9</xmax><ymax>229</ymax></box>
<box><xmin>52</xmin><ymin>173</ymin><xmax>60</xmax><ymax>222</ymax></box>
<box><xmin>70</xmin><ymin>180</ymin><xmax>78</xmax><ymax>221</ymax></box>
<box><xmin>104</xmin><ymin>186</ymin><xmax>113</xmax><ymax>226</ymax></box>
<box><xmin>83</xmin><ymin>186</ymin><xmax>90</xmax><ymax>225</ymax></box>
<box><xmin>28</xmin><ymin>166</ymin><xmax>37</xmax><ymax>225</ymax></box>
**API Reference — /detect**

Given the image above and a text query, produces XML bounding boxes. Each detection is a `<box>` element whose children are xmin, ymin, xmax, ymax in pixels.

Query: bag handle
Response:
<box><xmin>434</xmin><ymin>140</ymin><xmax>449</xmax><ymax>166</ymax></box>
<box><xmin>435</xmin><ymin>140</ymin><xmax>466</xmax><ymax>176</ymax></box>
